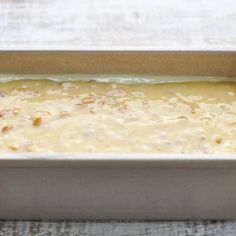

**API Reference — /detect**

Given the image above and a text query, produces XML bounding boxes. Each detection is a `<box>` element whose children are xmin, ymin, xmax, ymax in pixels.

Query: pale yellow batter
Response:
<box><xmin>0</xmin><ymin>79</ymin><xmax>236</xmax><ymax>153</ymax></box>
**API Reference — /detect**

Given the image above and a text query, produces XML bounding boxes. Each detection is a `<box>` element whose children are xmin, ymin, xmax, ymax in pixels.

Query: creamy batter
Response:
<box><xmin>0</xmin><ymin>79</ymin><xmax>236</xmax><ymax>153</ymax></box>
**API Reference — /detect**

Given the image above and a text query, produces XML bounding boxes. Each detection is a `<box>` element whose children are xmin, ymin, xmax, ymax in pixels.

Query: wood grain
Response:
<box><xmin>1</xmin><ymin>0</ymin><xmax>236</xmax><ymax>50</ymax></box>
<box><xmin>0</xmin><ymin>221</ymin><xmax>236</xmax><ymax>236</ymax></box>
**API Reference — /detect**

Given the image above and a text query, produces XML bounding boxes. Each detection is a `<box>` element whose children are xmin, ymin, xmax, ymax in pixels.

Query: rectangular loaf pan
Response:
<box><xmin>1</xmin><ymin>51</ymin><xmax>236</xmax><ymax>220</ymax></box>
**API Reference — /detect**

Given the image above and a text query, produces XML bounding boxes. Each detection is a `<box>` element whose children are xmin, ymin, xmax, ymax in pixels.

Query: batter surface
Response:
<box><xmin>0</xmin><ymin>79</ymin><xmax>236</xmax><ymax>153</ymax></box>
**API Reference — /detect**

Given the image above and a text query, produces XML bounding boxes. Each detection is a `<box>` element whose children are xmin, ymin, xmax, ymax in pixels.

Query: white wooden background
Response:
<box><xmin>1</xmin><ymin>0</ymin><xmax>236</xmax><ymax>51</ymax></box>
<box><xmin>1</xmin><ymin>0</ymin><xmax>236</xmax><ymax>235</ymax></box>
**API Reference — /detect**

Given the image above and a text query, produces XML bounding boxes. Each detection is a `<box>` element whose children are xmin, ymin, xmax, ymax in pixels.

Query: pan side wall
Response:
<box><xmin>0</xmin><ymin>166</ymin><xmax>235</xmax><ymax>220</ymax></box>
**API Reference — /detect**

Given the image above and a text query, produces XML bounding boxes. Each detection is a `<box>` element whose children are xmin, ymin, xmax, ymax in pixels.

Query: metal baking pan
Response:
<box><xmin>0</xmin><ymin>51</ymin><xmax>236</xmax><ymax>220</ymax></box>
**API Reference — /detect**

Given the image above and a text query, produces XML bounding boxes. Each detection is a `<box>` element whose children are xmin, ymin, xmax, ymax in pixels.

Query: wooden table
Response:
<box><xmin>1</xmin><ymin>0</ymin><xmax>236</xmax><ymax>235</ymax></box>
<box><xmin>1</xmin><ymin>0</ymin><xmax>236</xmax><ymax>51</ymax></box>
<box><xmin>1</xmin><ymin>221</ymin><xmax>236</xmax><ymax>235</ymax></box>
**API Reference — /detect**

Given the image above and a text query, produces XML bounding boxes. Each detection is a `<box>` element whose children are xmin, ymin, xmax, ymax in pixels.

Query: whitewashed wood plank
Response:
<box><xmin>0</xmin><ymin>221</ymin><xmax>236</xmax><ymax>236</ymax></box>
<box><xmin>0</xmin><ymin>0</ymin><xmax>236</xmax><ymax>50</ymax></box>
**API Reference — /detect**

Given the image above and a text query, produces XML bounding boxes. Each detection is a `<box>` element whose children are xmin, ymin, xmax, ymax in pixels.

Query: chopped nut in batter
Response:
<box><xmin>2</xmin><ymin>125</ymin><xmax>13</xmax><ymax>133</ymax></box>
<box><xmin>32</xmin><ymin>116</ymin><xmax>42</xmax><ymax>127</ymax></box>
